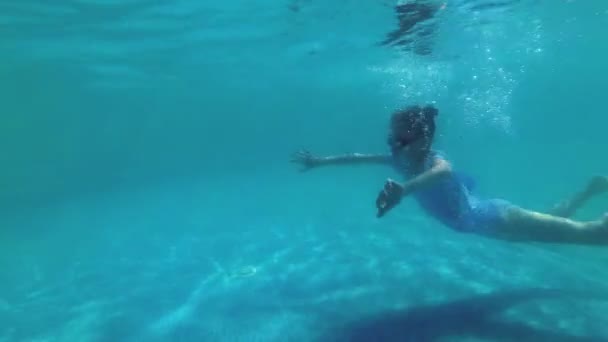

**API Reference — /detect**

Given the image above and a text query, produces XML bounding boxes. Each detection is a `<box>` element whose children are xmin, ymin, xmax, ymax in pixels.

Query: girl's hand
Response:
<box><xmin>290</xmin><ymin>150</ymin><xmax>321</xmax><ymax>171</ymax></box>
<box><xmin>376</xmin><ymin>179</ymin><xmax>405</xmax><ymax>218</ymax></box>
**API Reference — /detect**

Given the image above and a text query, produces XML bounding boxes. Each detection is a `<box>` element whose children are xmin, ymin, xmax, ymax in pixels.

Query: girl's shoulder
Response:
<box><xmin>427</xmin><ymin>149</ymin><xmax>450</xmax><ymax>165</ymax></box>
<box><xmin>430</xmin><ymin>149</ymin><xmax>448</xmax><ymax>159</ymax></box>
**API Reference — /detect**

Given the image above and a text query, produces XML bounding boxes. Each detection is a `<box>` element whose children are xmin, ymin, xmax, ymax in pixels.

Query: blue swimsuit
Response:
<box><xmin>393</xmin><ymin>151</ymin><xmax>512</xmax><ymax>233</ymax></box>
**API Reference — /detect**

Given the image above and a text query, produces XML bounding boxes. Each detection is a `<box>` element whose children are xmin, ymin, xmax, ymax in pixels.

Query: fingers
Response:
<box><xmin>290</xmin><ymin>150</ymin><xmax>312</xmax><ymax>163</ymax></box>
<box><xmin>298</xmin><ymin>150</ymin><xmax>312</xmax><ymax>160</ymax></box>
<box><xmin>376</xmin><ymin>187</ymin><xmax>390</xmax><ymax>218</ymax></box>
<box><xmin>291</xmin><ymin>150</ymin><xmax>313</xmax><ymax>171</ymax></box>
<box><xmin>383</xmin><ymin>180</ymin><xmax>395</xmax><ymax>191</ymax></box>
<box><xmin>376</xmin><ymin>196</ymin><xmax>390</xmax><ymax>217</ymax></box>
<box><xmin>376</xmin><ymin>179</ymin><xmax>401</xmax><ymax>218</ymax></box>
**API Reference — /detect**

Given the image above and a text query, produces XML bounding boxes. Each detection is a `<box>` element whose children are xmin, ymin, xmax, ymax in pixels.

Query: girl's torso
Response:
<box><xmin>392</xmin><ymin>150</ymin><xmax>476</xmax><ymax>231</ymax></box>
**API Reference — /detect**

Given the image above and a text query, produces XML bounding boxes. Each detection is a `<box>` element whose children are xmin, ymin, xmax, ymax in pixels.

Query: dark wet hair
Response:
<box><xmin>387</xmin><ymin>105</ymin><xmax>438</xmax><ymax>150</ymax></box>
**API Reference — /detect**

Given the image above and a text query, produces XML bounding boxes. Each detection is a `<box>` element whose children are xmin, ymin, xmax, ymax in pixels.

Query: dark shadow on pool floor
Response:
<box><xmin>322</xmin><ymin>288</ymin><xmax>608</xmax><ymax>342</ymax></box>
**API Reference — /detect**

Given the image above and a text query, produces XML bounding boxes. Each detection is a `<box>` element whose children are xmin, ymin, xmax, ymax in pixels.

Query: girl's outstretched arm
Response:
<box><xmin>291</xmin><ymin>150</ymin><xmax>392</xmax><ymax>171</ymax></box>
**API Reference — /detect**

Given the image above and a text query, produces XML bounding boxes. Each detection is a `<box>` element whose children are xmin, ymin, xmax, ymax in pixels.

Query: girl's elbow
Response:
<box><xmin>436</xmin><ymin>161</ymin><xmax>453</xmax><ymax>176</ymax></box>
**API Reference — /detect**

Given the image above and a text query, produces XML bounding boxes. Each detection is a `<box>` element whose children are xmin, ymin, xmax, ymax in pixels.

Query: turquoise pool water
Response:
<box><xmin>1</xmin><ymin>1</ymin><xmax>608</xmax><ymax>341</ymax></box>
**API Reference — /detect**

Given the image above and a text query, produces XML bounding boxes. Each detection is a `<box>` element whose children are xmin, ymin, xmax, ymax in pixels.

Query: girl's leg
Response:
<box><xmin>495</xmin><ymin>206</ymin><xmax>608</xmax><ymax>245</ymax></box>
<box><xmin>551</xmin><ymin>175</ymin><xmax>608</xmax><ymax>218</ymax></box>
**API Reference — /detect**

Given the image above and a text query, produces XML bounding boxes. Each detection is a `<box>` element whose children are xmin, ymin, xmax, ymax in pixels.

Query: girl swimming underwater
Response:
<box><xmin>292</xmin><ymin>105</ymin><xmax>608</xmax><ymax>245</ymax></box>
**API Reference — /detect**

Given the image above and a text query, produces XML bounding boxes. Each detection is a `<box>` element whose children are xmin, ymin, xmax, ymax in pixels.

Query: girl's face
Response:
<box><xmin>388</xmin><ymin>127</ymin><xmax>431</xmax><ymax>159</ymax></box>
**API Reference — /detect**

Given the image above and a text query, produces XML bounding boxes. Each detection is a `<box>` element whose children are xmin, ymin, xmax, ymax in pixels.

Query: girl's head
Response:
<box><xmin>387</xmin><ymin>105</ymin><xmax>438</xmax><ymax>156</ymax></box>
